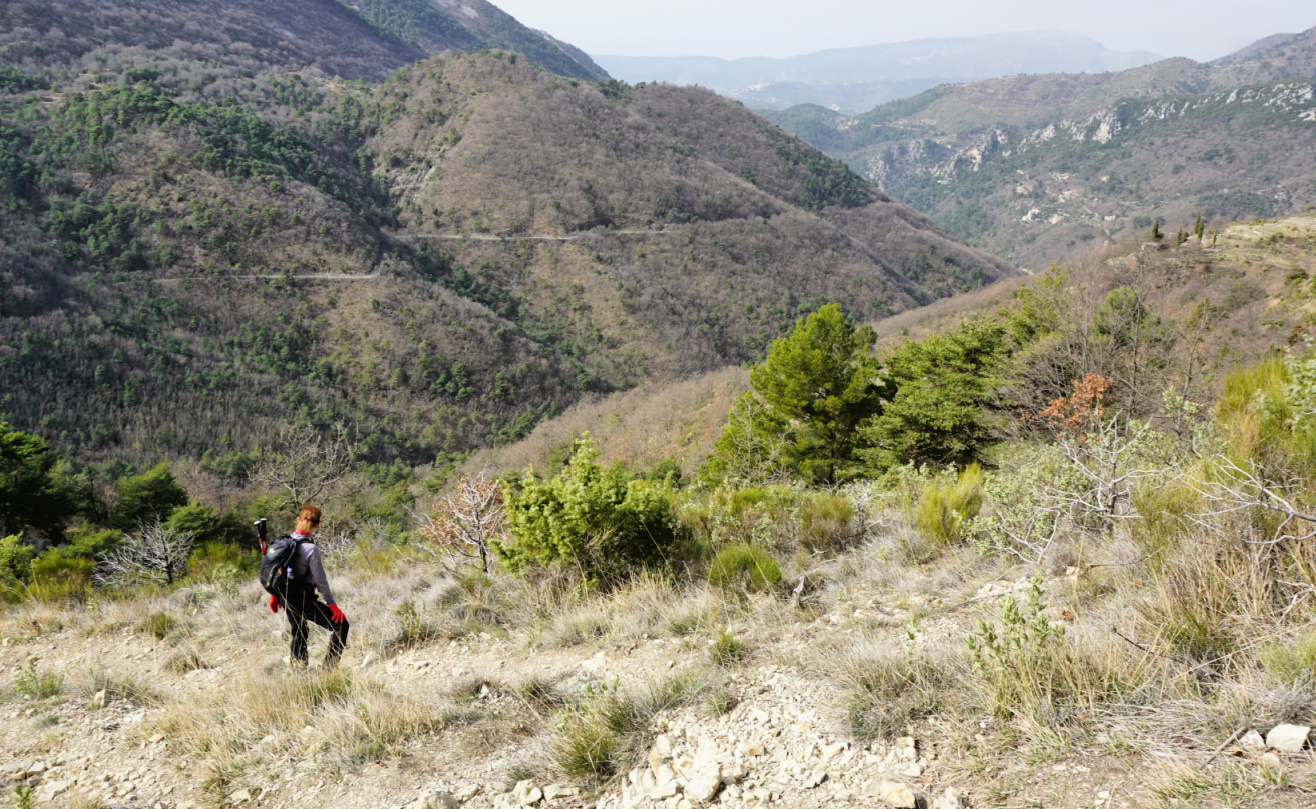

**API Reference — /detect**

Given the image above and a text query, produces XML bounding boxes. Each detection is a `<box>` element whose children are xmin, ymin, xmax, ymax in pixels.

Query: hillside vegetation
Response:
<box><xmin>766</xmin><ymin>26</ymin><xmax>1316</xmax><ymax>266</ymax></box>
<box><xmin>0</xmin><ymin>0</ymin><xmax>604</xmax><ymax>82</ymax></box>
<box><xmin>0</xmin><ymin>39</ymin><xmax>1012</xmax><ymax>472</ymax></box>
<box><xmin>6</xmin><ymin>217</ymin><xmax>1316</xmax><ymax>809</ymax></box>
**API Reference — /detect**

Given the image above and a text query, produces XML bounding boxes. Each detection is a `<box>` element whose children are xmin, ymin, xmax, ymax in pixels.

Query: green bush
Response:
<box><xmin>165</xmin><ymin>501</ymin><xmax>222</xmax><ymax>541</ymax></box>
<box><xmin>0</xmin><ymin>535</ymin><xmax>33</xmax><ymax>599</ymax></box>
<box><xmin>912</xmin><ymin>464</ymin><xmax>984</xmax><ymax>546</ymax></box>
<box><xmin>709</xmin><ymin>628</ymin><xmax>750</xmax><ymax>667</ymax></box>
<box><xmin>26</xmin><ymin>551</ymin><xmax>92</xmax><ymax>603</ymax></box>
<box><xmin>496</xmin><ymin>436</ymin><xmax>680</xmax><ymax>583</ymax></box>
<box><xmin>706</xmin><ymin>544</ymin><xmax>781</xmax><ymax>593</ymax></box>
<box><xmin>797</xmin><ymin>492</ymin><xmax>856</xmax><ymax>553</ymax></box>
<box><xmin>111</xmin><ymin>463</ymin><xmax>189</xmax><ymax>531</ymax></box>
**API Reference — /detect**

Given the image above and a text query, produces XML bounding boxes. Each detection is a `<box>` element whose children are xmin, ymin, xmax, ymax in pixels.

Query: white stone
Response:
<box><xmin>931</xmin><ymin>788</ymin><xmax>969</xmax><ymax>809</ymax></box>
<box><xmin>228</xmin><ymin>788</ymin><xmax>252</xmax><ymax>803</ymax></box>
<box><xmin>684</xmin><ymin>763</ymin><xmax>722</xmax><ymax>803</ymax></box>
<box><xmin>801</xmin><ymin>769</ymin><xmax>826</xmax><ymax>789</ymax></box>
<box><xmin>650</xmin><ymin>734</ymin><xmax>673</xmax><ymax>772</ymax></box>
<box><xmin>1266</xmin><ymin>724</ymin><xmax>1310</xmax><ymax>753</ymax></box>
<box><xmin>412</xmin><ymin>792</ymin><xmax>460</xmax><ymax>809</ymax></box>
<box><xmin>876</xmin><ymin>780</ymin><xmax>919</xmax><ymax>808</ymax></box>
<box><xmin>543</xmin><ymin>784</ymin><xmax>578</xmax><ymax>801</ymax></box>
<box><xmin>1240</xmin><ymin>730</ymin><xmax>1266</xmax><ymax>752</ymax></box>
<box><xmin>512</xmin><ymin>780</ymin><xmax>543</xmax><ymax>806</ymax></box>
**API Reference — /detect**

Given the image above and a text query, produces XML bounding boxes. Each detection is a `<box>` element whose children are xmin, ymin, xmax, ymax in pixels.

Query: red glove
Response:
<box><xmin>328</xmin><ymin>604</ymin><xmax>346</xmax><ymax>624</ymax></box>
<box><xmin>269</xmin><ymin>595</ymin><xmax>281</xmax><ymax>614</ymax></box>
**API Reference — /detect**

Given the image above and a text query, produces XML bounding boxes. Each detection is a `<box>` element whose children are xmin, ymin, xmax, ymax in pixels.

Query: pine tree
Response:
<box><xmin>858</xmin><ymin>319</ymin><xmax>1006</xmax><ymax>473</ymax></box>
<box><xmin>745</xmin><ymin>304</ymin><xmax>881</xmax><ymax>484</ymax></box>
<box><xmin>1193</xmin><ymin>212</ymin><xmax>1205</xmax><ymax>240</ymax></box>
<box><xmin>1175</xmin><ymin>228</ymin><xmax>1187</xmax><ymax>247</ymax></box>
<box><xmin>1148</xmin><ymin>218</ymin><xmax>1162</xmax><ymax>241</ymax></box>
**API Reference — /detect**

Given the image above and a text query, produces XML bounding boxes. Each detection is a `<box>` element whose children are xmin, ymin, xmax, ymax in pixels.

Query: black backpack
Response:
<box><xmin>259</xmin><ymin>535</ymin><xmax>308</xmax><ymax>596</ymax></box>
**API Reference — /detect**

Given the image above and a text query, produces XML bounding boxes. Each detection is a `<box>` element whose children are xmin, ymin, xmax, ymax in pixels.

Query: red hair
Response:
<box><xmin>294</xmin><ymin>504</ymin><xmax>322</xmax><ymax>534</ymax></box>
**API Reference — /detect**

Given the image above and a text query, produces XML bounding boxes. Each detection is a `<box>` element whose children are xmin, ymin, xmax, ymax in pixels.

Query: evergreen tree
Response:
<box><xmin>0</xmin><ymin>423</ymin><xmax>75</xmax><ymax>538</ymax></box>
<box><xmin>111</xmin><ymin>463</ymin><xmax>188</xmax><ymax>531</ymax></box>
<box><xmin>746</xmin><ymin>304</ymin><xmax>881</xmax><ymax>484</ymax></box>
<box><xmin>859</xmin><ymin>319</ymin><xmax>1006</xmax><ymax>473</ymax></box>
<box><xmin>1193</xmin><ymin>212</ymin><xmax>1205</xmax><ymax>240</ymax></box>
<box><xmin>1149</xmin><ymin>218</ymin><xmax>1162</xmax><ymax>241</ymax></box>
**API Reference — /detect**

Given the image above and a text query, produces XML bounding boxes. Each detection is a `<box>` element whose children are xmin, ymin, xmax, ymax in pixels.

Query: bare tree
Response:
<box><xmin>718</xmin><ymin>396</ymin><xmax>791</xmax><ymax>487</ymax></box>
<box><xmin>94</xmin><ymin>520</ymin><xmax>197</xmax><ymax>586</ymax></box>
<box><xmin>1188</xmin><ymin>455</ymin><xmax>1316</xmax><ymax>546</ymax></box>
<box><xmin>421</xmin><ymin>472</ymin><xmax>506</xmax><ymax>573</ymax></box>
<box><xmin>249</xmin><ymin>422</ymin><xmax>363</xmax><ymax>509</ymax></box>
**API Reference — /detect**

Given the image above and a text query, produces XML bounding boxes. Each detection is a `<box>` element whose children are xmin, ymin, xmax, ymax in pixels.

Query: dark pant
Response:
<box><xmin>285</xmin><ymin>587</ymin><xmax>349</xmax><ymax>668</ymax></box>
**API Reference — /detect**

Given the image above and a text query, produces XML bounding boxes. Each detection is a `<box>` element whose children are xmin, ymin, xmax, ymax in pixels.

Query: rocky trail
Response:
<box><xmin>3</xmin><ymin>567</ymin><xmax>1314</xmax><ymax>809</ymax></box>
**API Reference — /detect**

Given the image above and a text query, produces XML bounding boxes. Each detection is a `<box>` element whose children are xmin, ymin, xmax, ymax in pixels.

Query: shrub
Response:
<box><xmin>187</xmin><ymin>540</ymin><xmax>257</xmax><ymax>582</ymax></box>
<box><xmin>140</xmin><ymin>612</ymin><xmax>177</xmax><ymax>640</ymax></box>
<box><xmin>26</xmin><ymin>552</ymin><xmax>92</xmax><ymax>603</ymax></box>
<box><xmin>1260</xmin><ymin>633</ymin><xmax>1316</xmax><ymax>689</ymax></box>
<box><xmin>496</xmin><ymin>436</ymin><xmax>680</xmax><ymax>583</ymax></box>
<box><xmin>394</xmin><ymin>600</ymin><xmax>438</xmax><ymax>647</ymax></box>
<box><xmin>912</xmin><ymin>464</ymin><xmax>983</xmax><ymax>546</ymax></box>
<box><xmin>709</xmin><ymin>628</ymin><xmax>749</xmax><ymax>667</ymax></box>
<box><xmin>706</xmin><ymin>544</ymin><xmax>781</xmax><ymax>593</ymax></box>
<box><xmin>797</xmin><ymin>492</ymin><xmax>856</xmax><ymax>553</ymax></box>
<box><xmin>552</xmin><ymin>673</ymin><xmax>706</xmax><ymax>781</ymax></box>
<box><xmin>834</xmin><ymin>643</ymin><xmax>956</xmax><ymax>741</ymax></box>
<box><xmin>966</xmin><ymin>577</ymin><xmax>1068</xmax><ymax>720</ymax></box>
<box><xmin>964</xmin><ymin>577</ymin><xmax>1134</xmax><ymax>724</ymax></box>
<box><xmin>164</xmin><ymin>651</ymin><xmax>208</xmax><ymax>675</ymax></box>
<box><xmin>0</xmin><ymin>534</ymin><xmax>33</xmax><ymax>599</ymax></box>
<box><xmin>13</xmin><ymin>661</ymin><xmax>62</xmax><ymax>698</ymax></box>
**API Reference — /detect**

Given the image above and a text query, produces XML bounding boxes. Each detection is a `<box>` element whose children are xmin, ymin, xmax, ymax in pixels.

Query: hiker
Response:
<box><xmin>268</xmin><ymin>505</ymin><xmax>350</xmax><ymax>669</ymax></box>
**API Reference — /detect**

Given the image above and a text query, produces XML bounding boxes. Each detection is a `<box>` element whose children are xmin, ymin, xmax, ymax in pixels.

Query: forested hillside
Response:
<box><xmin>0</xmin><ymin>0</ymin><xmax>605</xmax><ymax>82</ymax></box>
<box><xmin>766</xmin><ymin>26</ymin><xmax>1316</xmax><ymax>266</ymax></box>
<box><xmin>0</xmin><ymin>20</ymin><xmax>1013</xmax><ymax>471</ymax></box>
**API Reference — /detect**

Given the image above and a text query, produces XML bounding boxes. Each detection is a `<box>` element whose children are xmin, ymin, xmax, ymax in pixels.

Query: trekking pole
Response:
<box><xmin>254</xmin><ymin>518</ymin><xmax>269</xmax><ymax>555</ymax></box>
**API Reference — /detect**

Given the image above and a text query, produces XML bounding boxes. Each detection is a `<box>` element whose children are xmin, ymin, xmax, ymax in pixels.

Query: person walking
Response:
<box><xmin>268</xmin><ymin>505</ymin><xmax>349</xmax><ymax>669</ymax></box>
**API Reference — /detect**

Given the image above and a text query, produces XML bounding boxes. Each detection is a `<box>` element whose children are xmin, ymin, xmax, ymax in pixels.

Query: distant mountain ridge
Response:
<box><xmin>763</xmin><ymin>25</ymin><xmax>1316</xmax><ymax>266</ymax></box>
<box><xmin>596</xmin><ymin>31</ymin><xmax>1160</xmax><ymax>112</ymax></box>
<box><xmin>0</xmin><ymin>0</ymin><xmax>607</xmax><ymax>81</ymax></box>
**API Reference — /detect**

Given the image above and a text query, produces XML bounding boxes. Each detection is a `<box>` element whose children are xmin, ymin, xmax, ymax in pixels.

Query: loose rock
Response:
<box><xmin>1266</xmin><ymin>724</ymin><xmax>1310</xmax><ymax>753</ymax></box>
<box><xmin>876</xmin><ymin>780</ymin><xmax>920</xmax><ymax>808</ymax></box>
<box><xmin>411</xmin><ymin>792</ymin><xmax>460</xmax><ymax>809</ymax></box>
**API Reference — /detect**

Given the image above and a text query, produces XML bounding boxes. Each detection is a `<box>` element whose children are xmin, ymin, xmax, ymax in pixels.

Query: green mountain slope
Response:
<box><xmin>0</xmin><ymin>46</ymin><xmax>1013</xmax><ymax>469</ymax></box>
<box><xmin>765</xmin><ymin>26</ymin><xmax>1316</xmax><ymax>266</ymax></box>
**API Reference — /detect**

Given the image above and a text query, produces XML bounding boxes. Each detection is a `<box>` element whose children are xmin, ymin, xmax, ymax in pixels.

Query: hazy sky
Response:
<box><xmin>494</xmin><ymin>0</ymin><xmax>1315</xmax><ymax>62</ymax></box>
